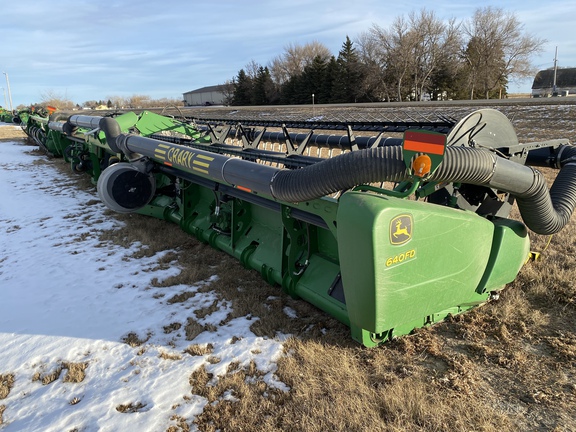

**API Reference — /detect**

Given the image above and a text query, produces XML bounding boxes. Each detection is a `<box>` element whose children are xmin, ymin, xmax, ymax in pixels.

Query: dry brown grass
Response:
<box><xmin>183</xmin><ymin>343</ymin><xmax>214</xmax><ymax>356</ymax></box>
<box><xmin>159</xmin><ymin>351</ymin><xmax>183</xmax><ymax>361</ymax></box>
<box><xmin>189</xmin><ymin>361</ymin><xmax>292</xmax><ymax>432</ymax></box>
<box><xmin>0</xmin><ymin>374</ymin><xmax>14</xmax><ymax>399</ymax></box>
<box><xmin>164</xmin><ymin>322</ymin><xmax>183</xmax><ymax>333</ymax></box>
<box><xmin>184</xmin><ymin>318</ymin><xmax>208</xmax><ymax>341</ymax></box>
<box><xmin>0</xmin><ymin>125</ymin><xmax>26</xmax><ymax>141</ymax></box>
<box><xmin>167</xmin><ymin>292</ymin><xmax>196</xmax><ymax>304</ymax></box>
<box><xmin>62</xmin><ymin>362</ymin><xmax>88</xmax><ymax>383</ymax></box>
<box><xmin>167</xmin><ymin>415</ymin><xmax>191</xmax><ymax>432</ymax></box>
<box><xmin>115</xmin><ymin>402</ymin><xmax>148</xmax><ymax>413</ymax></box>
<box><xmin>30</xmin><ymin>362</ymin><xmax>88</xmax><ymax>386</ymax></box>
<box><xmin>69</xmin><ymin>397</ymin><xmax>82</xmax><ymax>406</ymax></box>
<box><xmin>33</xmin><ymin>367</ymin><xmax>62</xmax><ymax>386</ymax></box>
<box><xmin>121</xmin><ymin>331</ymin><xmax>151</xmax><ymax>347</ymax></box>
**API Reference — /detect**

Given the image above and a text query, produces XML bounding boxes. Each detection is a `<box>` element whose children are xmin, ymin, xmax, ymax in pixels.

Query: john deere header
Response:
<box><xmin>14</xmin><ymin>106</ymin><xmax>576</xmax><ymax>346</ymax></box>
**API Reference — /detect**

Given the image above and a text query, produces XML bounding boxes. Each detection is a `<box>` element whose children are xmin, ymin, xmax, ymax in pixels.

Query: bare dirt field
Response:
<box><xmin>0</xmin><ymin>124</ymin><xmax>26</xmax><ymax>141</ymax></box>
<box><xmin>2</xmin><ymin>101</ymin><xmax>576</xmax><ymax>431</ymax></box>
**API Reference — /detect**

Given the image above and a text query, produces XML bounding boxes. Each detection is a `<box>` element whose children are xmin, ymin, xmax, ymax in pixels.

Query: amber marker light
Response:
<box><xmin>412</xmin><ymin>154</ymin><xmax>432</xmax><ymax>178</ymax></box>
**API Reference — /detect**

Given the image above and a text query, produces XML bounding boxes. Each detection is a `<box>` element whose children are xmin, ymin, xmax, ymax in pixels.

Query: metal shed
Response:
<box><xmin>531</xmin><ymin>68</ymin><xmax>576</xmax><ymax>97</ymax></box>
<box><xmin>183</xmin><ymin>85</ymin><xmax>226</xmax><ymax>106</ymax></box>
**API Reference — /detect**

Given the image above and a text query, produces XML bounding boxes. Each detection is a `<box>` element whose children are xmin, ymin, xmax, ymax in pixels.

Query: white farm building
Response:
<box><xmin>183</xmin><ymin>85</ymin><xmax>227</xmax><ymax>106</ymax></box>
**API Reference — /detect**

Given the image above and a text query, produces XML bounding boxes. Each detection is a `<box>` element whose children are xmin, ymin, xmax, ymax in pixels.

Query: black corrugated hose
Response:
<box><xmin>271</xmin><ymin>145</ymin><xmax>576</xmax><ymax>235</ymax></box>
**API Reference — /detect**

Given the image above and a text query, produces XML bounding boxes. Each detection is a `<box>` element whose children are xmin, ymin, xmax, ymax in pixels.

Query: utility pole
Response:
<box><xmin>553</xmin><ymin>47</ymin><xmax>558</xmax><ymax>96</ymax></box>
<box><xmin>3</xmin><ymin>72</ymin><xmax>14</xmax><ymax>112</ymax></box>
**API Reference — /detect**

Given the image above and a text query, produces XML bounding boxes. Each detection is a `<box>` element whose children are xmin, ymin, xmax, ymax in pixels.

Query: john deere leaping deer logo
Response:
<box><xmin>390</xmin><ymin>214</ymin><xmax>413</xmax><ymax>245</ymax></box>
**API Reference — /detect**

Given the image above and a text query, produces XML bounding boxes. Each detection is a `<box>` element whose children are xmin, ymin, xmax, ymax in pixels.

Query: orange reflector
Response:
<box><xmin>236</xmin><ymin>185</ymin><xmax>252</xmax><ymax>193</ymax></box>
<box><xmin>163</xmin><ymin>161</ymin><xmax>173</xmax><ymax>167</ymax></box>
<box><xmin>412</xmin><ymin>154</ymin><xmax>432</xmax><ymax>177</ymax></box>
<box><xmin>404</xmin><ymin>131</ymin><xmax>445</xmax><ymax>155</ymax></box>
<box><xmin>47</xmin><ymin>106</ymin><xmax>57</xmax><ymax>115</ymax></box>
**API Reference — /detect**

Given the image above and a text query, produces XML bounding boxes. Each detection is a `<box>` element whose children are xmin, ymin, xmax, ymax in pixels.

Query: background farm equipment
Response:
<box><xmin>0</xmin><ymin>107</ymin><xmax>14</xmax><ymax>123</ymax></box>
<box><xmin>16</xmin><ymin>106</ymin><xmax>576</xmax><ymax>346</ymax></box>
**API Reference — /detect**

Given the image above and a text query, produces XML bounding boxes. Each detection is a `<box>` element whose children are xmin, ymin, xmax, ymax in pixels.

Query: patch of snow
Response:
<box><xmin>0</xmin><ymin>136</ymin><xmax>288</xmax><ymax>431</ymax></box>
<box><xmin>283</xmin><ymin>306</ymin><xmax>298</xmax><ymax>319</ymax></box>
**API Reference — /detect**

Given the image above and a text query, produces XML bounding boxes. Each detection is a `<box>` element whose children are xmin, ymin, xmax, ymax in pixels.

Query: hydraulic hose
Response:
<box><xmin>515</xmin><ymin>165</ymin><xmax>576</xmax><ymax>235</ymax></box>
<box><xmin>270</xmin><ymin>146</ymin><xmax>498</xmax><ymax>202</ymax></box>
<box><xmin>99</xmin><ymin>117</ymin><xmax>122</xmax><ymax>153</ymax></box>
<box><xmin>271</xmin><ymin>145</ymin><xmax>576</xmax><ymax>235</ymax></box>
<box><xmin>513</xmin><ymin>143</ymin><xmax>576</xmax><ymax>235</ymax></box>
<box><xmin>271</xmin><ymin>145</ymin><xmax>408</xmax><ymax>200</ymax></box>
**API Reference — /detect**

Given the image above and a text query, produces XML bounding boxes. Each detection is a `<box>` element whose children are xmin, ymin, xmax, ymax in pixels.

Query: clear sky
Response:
<box><xmin>2</xmin><ymin>0</ymin><xmax>575</xmax><ymax>107</ymax></box>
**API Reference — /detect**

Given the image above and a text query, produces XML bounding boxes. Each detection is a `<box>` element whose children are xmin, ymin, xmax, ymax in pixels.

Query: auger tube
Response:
<box><xmin>98</xmin><ymin>116</ymin><xmax>576</xmax><ymax>235</ymax></box>
<box><xmin>68</xmin><ymin>115</ymin><xmax>104</xmax><ymax>129</ymax></box>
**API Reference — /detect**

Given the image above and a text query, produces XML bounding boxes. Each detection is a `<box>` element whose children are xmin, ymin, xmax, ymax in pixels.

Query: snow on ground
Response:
<box><xmin>0</xmin><ymin>130</ymin><xmax>287</xmax><ymax>431</ymax></box>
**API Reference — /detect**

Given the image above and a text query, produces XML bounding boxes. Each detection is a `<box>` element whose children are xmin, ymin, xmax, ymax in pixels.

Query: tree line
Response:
<box><xmin>228</xmin><ymin>7</ymin><xmax>546</xmax><ymax>105</ymax></box>
<box><xmin>29</xmin><ymin>91</ymin><xmax>183</xmax><ymax>112</ymax></box>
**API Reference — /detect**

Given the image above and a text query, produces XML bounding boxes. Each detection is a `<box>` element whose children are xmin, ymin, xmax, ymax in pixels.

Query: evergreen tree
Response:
<box><xmin>295</xmin><ymin>55</ymin><xmax>328</xmax><ymax>104</ymax></box>
<box><xmin>280</xmin><ymin>76</ymin><xmax>298</xmax><ymax>104</ymax></box>
<box><xmin>232</xmin><ymin>69</ymin><xmax>253</xmax><ymax>106</ymax></box>
<box><xmin>331</xmin><ymin>36</ymin><xmax>364</xmax><ymax>103</ymax></box>
<box><xmin>251</xmin><ymin>67</ymin><xmax>267</xmax><ymax>105</ymax></box>
<box><xmin>320</xmin><ymin>56</ymin><xmax>338</xmax><ymax>103</ymax></box>
<box><xmin>252</xmin><ymin>67</ymin><xmax>276</xmax><ymax>105</ymax></box>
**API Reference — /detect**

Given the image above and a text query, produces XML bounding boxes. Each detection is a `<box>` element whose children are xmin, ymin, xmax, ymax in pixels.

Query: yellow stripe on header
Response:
<box><xmin>192</xmin><ymin>167</ymin><xmax>209</xmax><ymax>174</ymax></box>
<box><xmin>197</xmin><ymin>154</ymin><xmax>214</xmax><ymax>161</ymax></box>
<box><xmin>193</xmin><ymin>160</ymin><xmax>210</xmax><ymax>168</ymax></box>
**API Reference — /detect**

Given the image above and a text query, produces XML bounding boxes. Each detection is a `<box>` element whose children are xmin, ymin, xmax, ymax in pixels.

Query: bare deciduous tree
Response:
<box><xmin>101</xmin><ymin>95</ymin><xmax>182</xmax><ymax>109</ymax></box>
<box><xmin>127</xmin><ymin>94</ymin><xmax>151</xmax><ymax>108</ymax></box>
<box><xmin>408</xmin><ymin>10</ymin><xmax>462</xmax><ymax>100</ymax></box>
<box><xmin>229</xmin><ymin>7</ymin><xmax>546</xmax><ymax>104</ymax></box>
<box><xmin>463</xmin><ymin>6</ymin><xmax>546</xmax><ymax>99</ymax></box>
<box><xmin>40</xmin><ymin>90</ymin><xmax>75</xmax><ymax>110</ymax></box>
<box><xmin>244</xmin><ymin>59</ymin><xmax>262</xmax><ymax>80</ymax></box>
<box><xmin>366</xmin><ymin>16</ymin><xmax>413</xmax><ymax>101</ymax></box>
<box><xmin>269</xmin><ymin>41</ymin><xmax>332</xmax><ymax>85</ymax></box>
<box><xmin>105</xmin><ymin>95</ymin><xmax>128</xmax><ymax>109</ymax></box>
<box><xmin>355</xmin><ymin>32</ymin><xmax>390</xmax><ymax>101</ymax></box>
<box><xmin>220</xmin><ymin>80</ymin><xmax>236</xmax><ymax>106</ymax></box>
<box><xmin>363</xmin><ymin>10</ymin><xmax>462</xmax><ymax>101</ymax></box>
